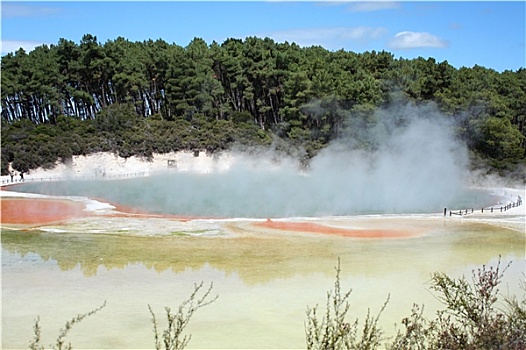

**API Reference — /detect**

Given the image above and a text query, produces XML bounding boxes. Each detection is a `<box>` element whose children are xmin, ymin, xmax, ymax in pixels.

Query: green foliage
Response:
<box><xmin>29</xmin><ymin>301</ymin><xmax>106</xmax><ymax>350</ymax></box>
<box><xmin>388</xmin><ymin>256</ymin><xmax>526</xmax><ymax>350</ymax></box>
<box><xmin>470</xmin><ymin>116</ymin><xmax>524</xmax><ymax>161</ymax></box>
<box><xmin>428</xmin><ymin>259</ymin><xmax>523</xmax><ymax>349</ymax></box>
<box><xmin>307</xmin><ymin>257</ymin><xmax>526</xmax><ymax>350</ymax></box>
<box><xmin>148</xmin><ymin>282</ymin><xmax>218</xmax><ymax>350</ymax></box>
<box><xmin>94</xmin><ymin>102</ymin><xmax>139</xmax><ymax>132</ymax></box>
<box><xmin>305</xmin><ymin>258</ymin><xmax>389</xmax><ymax>350</ymax></box>
<box><xmin>1</xmin><ymin>34</ymin><xmax>525</xmax><ymax>175</ymax></box>
<box><xmin>1</xmin><ymin>118</ymin><xmax>95</xmax><ymax>174</ymax></box>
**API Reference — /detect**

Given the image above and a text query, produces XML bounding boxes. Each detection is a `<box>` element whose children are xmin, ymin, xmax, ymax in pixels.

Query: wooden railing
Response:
<box><xmin>1</xmin><ymin>172</ymin><xmax>149</xmax><ymax>186</ymax></box>
<box><xmin>445</xmin><ymin>198</ymin><xmax>522</xmax><ymax>217</ymax></box>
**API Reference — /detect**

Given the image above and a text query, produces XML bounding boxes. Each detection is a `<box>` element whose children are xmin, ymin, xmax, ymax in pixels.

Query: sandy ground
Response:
<box><xmin>1</xmin><ymin>151</ymin><xmax>524</xmax><ymax>235</ymax></box>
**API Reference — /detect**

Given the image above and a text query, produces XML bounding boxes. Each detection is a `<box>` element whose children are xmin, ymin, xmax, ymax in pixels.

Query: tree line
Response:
<box><xmin>1</xmin><ymin>34</ymin><xmax>525</xmax><ymax>177</ymax></box>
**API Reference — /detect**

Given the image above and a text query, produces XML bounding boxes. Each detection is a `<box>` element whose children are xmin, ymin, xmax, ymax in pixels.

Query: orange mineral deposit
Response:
<box><xmin>1</xmin><ymin>198</ymin><xmax>87</xmax><ymax>225</ymax></box>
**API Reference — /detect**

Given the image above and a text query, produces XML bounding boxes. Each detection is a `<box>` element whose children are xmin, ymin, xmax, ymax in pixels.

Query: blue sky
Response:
<box><xmin>1</xmin><ymin>1</ymin><xmax>524</xmax><ymax>72</ymax></box>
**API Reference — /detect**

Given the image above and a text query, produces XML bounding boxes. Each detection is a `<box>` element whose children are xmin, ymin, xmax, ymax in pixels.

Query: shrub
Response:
<box><xmin>307</xmin><ymin>257</ymin><xmax>525</xmax><ymax>350</ymax></box>
<box><xmin>305</xmin><ymin>258</ymin><xmax>389</xmax><ymax>350</ymax></box>
<box><xmin>29</xmin><ymin>301</ymin><xmax>106</xmax><ymax>350</ymax></box>
<box><xmin>148</xmin><ymin>282</ymin><xmax>218</xmax><ymax>350</ymax></box>
<box><xmin>388</xmin><ymin>256</ymin><xmax>526</xmax><ymax>349</ymax></box>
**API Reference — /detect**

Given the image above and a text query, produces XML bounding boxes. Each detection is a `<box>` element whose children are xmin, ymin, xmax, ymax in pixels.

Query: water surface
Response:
<box><xmin>2</xmin><ymin>221</ymin><xmax>524</xmax><ymax>349</ymax></box>
<box><xmin>10</xmin><ymin>174</ymin><xmax>498</xmax><ymax>218</ymax></box>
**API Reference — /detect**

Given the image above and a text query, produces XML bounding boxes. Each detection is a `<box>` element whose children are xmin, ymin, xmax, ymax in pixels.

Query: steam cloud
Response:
<box><xmin>20</xmin><ymin>101</ymin><xmax>493</xmax><ymax>218</ymax></box>
<box><xmin>156</xmin><ymin>101</ymin><xmax>472</xmax><ymax>217</ymax></box>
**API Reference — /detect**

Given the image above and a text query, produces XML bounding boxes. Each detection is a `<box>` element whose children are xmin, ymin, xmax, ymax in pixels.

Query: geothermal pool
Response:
<box><xmin>2</xmin><ymin>177</ymin><xmax>524</xmax><ymax>349</ymax></box>
<box><xmin>8</xmin><ymin>172</ymin><xmax>498</xmax><ymax>218</ymax></box>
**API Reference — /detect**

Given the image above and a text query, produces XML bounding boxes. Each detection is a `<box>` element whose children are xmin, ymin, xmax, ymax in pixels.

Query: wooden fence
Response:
<box><xmin>1</xmin><ymin>172</ymin><xmax>149</xmax><ymax>186</ymax></box>
<box><xmin>445</xmin><ymin>197</ymin><xmax>522</xmax><ymax>217</ymax></box>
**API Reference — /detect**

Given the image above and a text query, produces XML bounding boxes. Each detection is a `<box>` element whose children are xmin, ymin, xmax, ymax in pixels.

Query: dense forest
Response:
<box><xmin>1</xmin><ymin>34</ymin><xmax>525</xmax><ymax>178</ymax></box>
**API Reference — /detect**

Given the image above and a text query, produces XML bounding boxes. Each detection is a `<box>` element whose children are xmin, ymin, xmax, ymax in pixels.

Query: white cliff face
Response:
<box><xmin>2</xmin><ymin>150</ymin><xmax>239</xmax><ymax>184</ymax></box>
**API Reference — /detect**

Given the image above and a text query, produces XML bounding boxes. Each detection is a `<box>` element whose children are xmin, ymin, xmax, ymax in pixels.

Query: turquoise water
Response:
<box><xmin>9</xmin><ymin>173</ymin><xmax>497</xmax><ymax>218</ymax></box>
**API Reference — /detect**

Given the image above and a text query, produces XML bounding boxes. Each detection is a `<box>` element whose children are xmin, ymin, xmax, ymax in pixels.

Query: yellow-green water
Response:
<box><xmin>2</xmin><ymin>219</ymin><xmax>524</xmax><ymax>349</ymax></box>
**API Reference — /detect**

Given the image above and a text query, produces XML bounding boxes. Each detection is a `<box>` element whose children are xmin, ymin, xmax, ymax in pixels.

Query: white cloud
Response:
<box><xmin>1</xmin><ymin>40</ymin><xmax>50</xmax><ymax>55</ymax></box>
<box><xmin>341</xmin><ymin>26</ymin><xmax>388</xmax><ymax>40</ymax></box>
<box><xmin>388</xmin><ymin>31</ymin><xmax>449</xmax><ymax>50</ymax></box>
<box><xmin>264</xmin><ymin>26</ymin><xmax>388</xmax><ymax>49</ymax></box>
<box><xmin>1</xmin><ymin>3</ymin><xmax>61</xmax><ymax>18</ymax></box>
<box><xmin>347</xmin><ymin>1</ymin><xmax>400</xmax><ymax>12</ymax></box>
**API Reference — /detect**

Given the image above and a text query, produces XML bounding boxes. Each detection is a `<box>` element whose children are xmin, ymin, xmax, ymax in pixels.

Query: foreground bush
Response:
<box><xmin>28</xmin><ymin>283</ymin><xmax>217</xmax><ymax>350</ymax></box>
<box><xmin>304</xmin><ymin>256</ymin><xmax>525</xmax><ymax>350</ymax></box>
<box><xmin>388</xmin><ymin>257</ymin><xmax>526</xmax><ymax>349</ymax></box>
<box><xmin>305</xmin><ymin>258</ymin><xmax>389</xmax><ymax>350</ymax></box>
<box><xmin>29</xmin><ymin>301</ymin><xmax>106</xmax><ymax>350</ymax></box>
<box><xmin>148</xmin><ymin>282</ymin><xmax>218</xmax><ymax>350</ymax></box>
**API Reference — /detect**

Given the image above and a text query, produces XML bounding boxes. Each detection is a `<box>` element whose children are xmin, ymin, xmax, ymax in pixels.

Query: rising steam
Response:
<box><xmin>154</xmin><ymin>101</ymin><xmax>473</xmax><ymax>217</ymax></box>
<box><xmin>16</xmin><ymin>101</ymin><xmax>494</xmax><ymax>218</ymax></box>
